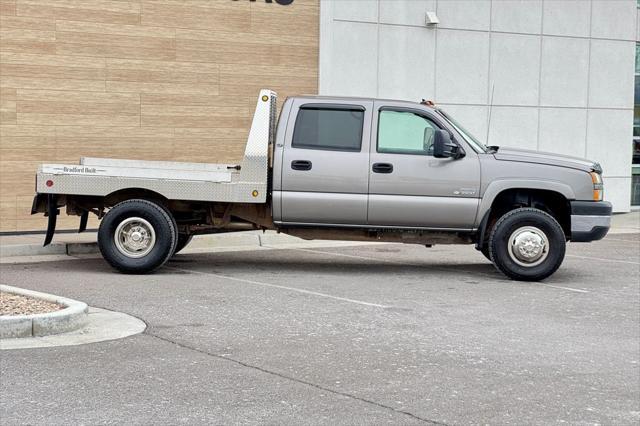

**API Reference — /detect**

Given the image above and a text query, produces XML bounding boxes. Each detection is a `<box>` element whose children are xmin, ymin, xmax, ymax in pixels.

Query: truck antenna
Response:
<box><xmin>486</xmin><ymin>83</ymin><xmax>495</xmax><ymax>146</ymax></box>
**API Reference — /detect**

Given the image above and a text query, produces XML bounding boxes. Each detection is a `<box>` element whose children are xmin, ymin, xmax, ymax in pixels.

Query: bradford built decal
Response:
<box><xmin>56</xmin><ymin>166</ymin><xmax>100</xmax><ymax>174</ymax></box>
<box><xmin>233</xmin><ymin>0</ymin><xmax>294</xmax><ymax>4</ymax></box>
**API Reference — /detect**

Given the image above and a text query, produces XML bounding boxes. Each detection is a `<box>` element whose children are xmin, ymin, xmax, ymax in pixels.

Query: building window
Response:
<box><xmin>633</xmin><ymin>44</ymin><xmax>640</xmax><ymax>206</ymax></box>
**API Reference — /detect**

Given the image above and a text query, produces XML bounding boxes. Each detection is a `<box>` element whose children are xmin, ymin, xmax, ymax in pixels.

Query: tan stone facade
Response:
<box><xmin>0</xmin><ymin>0</ymin><xmax>318</xmax><ymax>232</ymax></box>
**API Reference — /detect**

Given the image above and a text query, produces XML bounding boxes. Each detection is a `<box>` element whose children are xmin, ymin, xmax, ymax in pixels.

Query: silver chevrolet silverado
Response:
<box><xmin>32</xmin><ymin>90</ymin><xmax>612</xmax><ymax>281</ymax></box>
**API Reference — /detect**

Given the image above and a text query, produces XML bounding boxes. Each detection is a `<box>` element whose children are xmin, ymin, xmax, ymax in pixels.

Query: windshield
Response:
<box><xmin>436</xmin><ymin>109</ymin><xmax>488</xmax><ymax>153</ymax></box>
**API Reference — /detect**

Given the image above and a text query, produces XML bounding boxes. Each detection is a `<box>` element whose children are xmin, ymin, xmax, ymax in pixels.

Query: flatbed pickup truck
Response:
<box><xmin>32</xmin><ymin>89</ymin><xmax>612</xmax><ymax>281</ymax></box>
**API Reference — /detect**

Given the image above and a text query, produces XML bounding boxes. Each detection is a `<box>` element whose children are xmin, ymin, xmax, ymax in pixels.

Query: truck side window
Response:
<box><xmin>292</xmin><ymin>107</ymin><xmax>364</xmax><ymax>152</ymax></box>
<box><xmin>378</xmin><ymin>110</ymin><xmax>438</xmax><ymax>155</ymax></box>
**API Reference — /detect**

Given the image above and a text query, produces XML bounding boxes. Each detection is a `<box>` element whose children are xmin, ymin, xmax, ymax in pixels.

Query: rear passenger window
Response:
<box><xmin>292</xmin><ymin>107</ymin><xmax>364</xmax><ymax>152</ymax></box>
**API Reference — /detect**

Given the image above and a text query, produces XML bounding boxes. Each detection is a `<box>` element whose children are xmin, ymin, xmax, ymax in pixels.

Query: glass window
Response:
<box><xmin>632</xmin><ymin>43</ymin><xmax>640</xmax><ymax>205</ymax></box>
<box><xmin>635</xmin><ymin>44</ymin><xmax>640</xmax><ymax>155</ymax></box>
<box><xmin>292</xmin><ymin>107</ymin><xmax>364</xmax><ymax>152</ymax></box>
<box><xmin>438</xmin><ymin>109</ymin><xmax>487</xmax><ymax>153</ymax></box>
<box><xmin>377</xmin><ymin>110</ymin><xmax>438</xmax><ymax>155</ymax></box>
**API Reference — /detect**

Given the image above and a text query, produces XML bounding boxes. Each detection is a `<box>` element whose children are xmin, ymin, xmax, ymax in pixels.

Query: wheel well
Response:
<box><xmin>70</xmin><ymin>189</ymin><xmax>210</xmax><ymax>232</ymax></box>
<box><xmin>481</xmin><ymin>188</ymin><xmax>570</xmax><ymax>246</ymax></box>
<box><xmin>103</xmin><ymin>189</ymin><xmax>213</xmax><ymax>229</ymax></box>
<box><xmin>104</xmin><ymin>188</ymin><xmax>168</xmax><ymax>207</ymax></box>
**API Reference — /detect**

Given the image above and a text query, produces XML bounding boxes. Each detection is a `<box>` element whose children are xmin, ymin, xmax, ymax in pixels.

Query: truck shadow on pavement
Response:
<box><xmin>164</xmin><ymin>253</ymin><xmax>510</xmax><ymax>281</ymax></box>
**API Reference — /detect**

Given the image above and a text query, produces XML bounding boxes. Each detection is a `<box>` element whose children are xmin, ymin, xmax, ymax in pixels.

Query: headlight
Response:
<box><xmin>589</xmin><ymin>171</ymin><xmax>603</xmax><ymax>201</ymax></box>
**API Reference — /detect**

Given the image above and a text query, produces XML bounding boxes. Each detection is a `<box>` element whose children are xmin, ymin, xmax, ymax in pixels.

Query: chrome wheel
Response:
<box><xmin>507</xmin><ymin>226</ymin><xmax>549</xmax><ymax>267</ymax></box>
<box><xmin>114</xmin><ymin>217</ymin><xmax>156</xmax><ymax>258</ymax></box>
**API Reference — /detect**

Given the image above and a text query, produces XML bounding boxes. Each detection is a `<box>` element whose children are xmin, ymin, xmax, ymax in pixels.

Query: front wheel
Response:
<box><xmin>489</xmin><ymin>208</ymin><xmax>566</xmax><ymax>281</ymax></box>
<box><xmin>98</xmin><ymin>199</ymin><xmax>177</xmax><ymax>274</ymax></box>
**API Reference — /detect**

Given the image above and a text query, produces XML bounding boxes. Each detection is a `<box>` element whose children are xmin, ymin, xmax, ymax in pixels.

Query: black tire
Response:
<box><xmin>173</xmin><ymin>233</ymin><xmax>194</xmax><ymax>255</ymax></box>
<box><xmin>480</xmin><ymin>245</ymin><xmax>492</xmax><ymax>262</ymax></box>
<box><xmin>98</xmin><ymin>199</ymin><xmax>177</xmax><ymax>274</ymax></box>
<box><xmin>489</xmin><ymin>207</ymin><xmax>566</xmax><ymax>281</ymax></box>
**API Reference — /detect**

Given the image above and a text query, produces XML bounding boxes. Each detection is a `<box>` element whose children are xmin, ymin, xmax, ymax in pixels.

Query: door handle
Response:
<box><xmin>372</xmin><ymin>162</ymin><xmax>393</xmax><ymax>174</ymax></box>
<box><xmin>291</xmin><ymin>160</ymin><xmax>312</xmax><ymax>171</ymax></box>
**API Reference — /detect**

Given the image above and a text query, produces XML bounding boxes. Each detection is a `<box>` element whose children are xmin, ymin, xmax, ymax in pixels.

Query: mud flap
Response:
<box><xmin>31</xmin><ymin>193</ymin><xmax>47</xmax><ymax>214</ymax></box>
<box><xmin>78</xmin><ymin>210</ymin><xmax>88</xmax><ymax>233</ymax></box>
<box><xmin>474</xmin><ymin>208</ymin><xmax>491</xmax><ymax>250</ymax></box>
<box><xmin>43</xmin><ymin>194</ymin><xmax>58</xmax><ymax>247</ymax></box>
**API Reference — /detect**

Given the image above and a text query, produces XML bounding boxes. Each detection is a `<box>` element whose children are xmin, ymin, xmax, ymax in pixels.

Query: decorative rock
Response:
<box><xmin>0</xmin><ymin>285</ymin><xmax>89</xmax><ymax>338</ymax></box>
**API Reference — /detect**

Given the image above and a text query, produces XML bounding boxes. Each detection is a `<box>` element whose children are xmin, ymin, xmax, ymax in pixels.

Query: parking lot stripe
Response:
<box><xmin>536</xmin><ymin>284</ymin><xmax>589</xmax><ymax>293</ymax></box>
<box><xmin>567</xmin><ymin>254</ymin><xmax>640</xmax><ymax>265</ymax></box>
<box><xmin>291</xmin><ymin>248</ymin><xmax>405</xmax><ymax>265</ymax></box>
<box><xmin>165</xmin><ymin>266</ymin><xmax>390</xmax><ymax>308</ymax></box>
<box><xmin>293</xmin><ymin>248</ymin><xmax>591</xmax><ymax>294</ymax></box>
<box><xmin>602</xmin><ymin>237</ymin><xmax>640</xmax><ymax>243</ymax></box>
<box><xmin>290</xmin><ymin>247</ymin><xmax>499</xmax><ymax>279</ymax></box>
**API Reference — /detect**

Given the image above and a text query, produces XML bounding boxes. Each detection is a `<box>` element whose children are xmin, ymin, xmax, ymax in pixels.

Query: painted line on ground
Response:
<box><xmin>290</xmin><ymin>247</ymin><xmax>404</xmax><ymax>264</ymax></box>
<box><xmin>566</xmin><ymin>254</ymin><xmax>640</xmax><ymax>265</ymax></box>
<box><xmin>536</xmin><ymin>283</ymin><xmax>589</xmax><ymax>293</ymax></box>
<box><xmin>603</xmin><ymin>237</ymin><xmax>640</xmax><ymax>243</ymax></box>
<box><xmin>165</xmin><ymin>266</ymin><xmax>390</xmax><ymax>309</ymax></box>
<box><xmin>292</xmin><ymin>248</ymin><xmax>590</xmax><ymax>294</ymax></box>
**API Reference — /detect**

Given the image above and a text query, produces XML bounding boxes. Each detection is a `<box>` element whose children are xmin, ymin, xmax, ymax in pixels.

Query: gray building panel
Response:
<box><xmin>591</xmin><ymin>0</ymin><xmax>636</xmax><ymax>41</ymax></box>
<box><xmin>489</xmin><ymin>32</ymin><xmax>541</xmax><ymax>106</ymax></box>
<box><xmin>588</xmin><ymin>39</ymin><xmax>635</xmax><ymax>109</ymax></box>
<box><xmin>435</xmin><ymin>29</ymin><xmax>490</xmax><ymax>105</ymax></box>
<box><xmin>543</xmin><ymin>0</ymin><xmax>591</xmax><ymax>37</ymax></box>
<box><xmin>491</xmin><ymin>0</ymin><xmax>543</xmax><ymax>34</ymax></box>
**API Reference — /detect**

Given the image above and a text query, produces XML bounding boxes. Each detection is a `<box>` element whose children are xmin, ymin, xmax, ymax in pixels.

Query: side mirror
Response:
<box><xmin>433</xmin><ymin>130</ymin><xmax>461</xmax><ymax>159</ymax></box>
<box><xmin>423</xmin><ymin>127</ymin><xmax>435</xmax><ymax>151</ymax></box>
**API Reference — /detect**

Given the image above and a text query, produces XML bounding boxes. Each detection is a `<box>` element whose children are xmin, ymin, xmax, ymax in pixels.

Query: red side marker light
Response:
<box><xmin>46</xmin><ymin>180</ymin><xmax>53</xmax><ymax>187</ymax></box>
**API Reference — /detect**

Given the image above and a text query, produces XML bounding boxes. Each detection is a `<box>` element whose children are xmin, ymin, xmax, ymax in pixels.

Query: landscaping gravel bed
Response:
<box><xmin>0</xmin><ymin>291</ymin><xmax>62</xmax><ymax>316</ymax></box>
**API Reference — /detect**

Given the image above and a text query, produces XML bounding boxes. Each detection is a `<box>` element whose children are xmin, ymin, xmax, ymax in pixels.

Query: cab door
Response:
<box><xmin>279</xmin><ymin>99</ymin><xmax>373</xmax><ymax>225</ymax></box>
<box><xmin>368</xmin><ymin>102</ymin><xmax>480</xmax><ymax>229</ymax></box>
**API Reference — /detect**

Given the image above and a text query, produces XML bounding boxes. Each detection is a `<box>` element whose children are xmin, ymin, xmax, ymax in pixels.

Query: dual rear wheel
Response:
<box><xmin>98</xmin><ymin>199</ymin><xmax>192</xmax><ymax>274</ymax></box>
<box><xmin>174</xmin><ymin>233</ymin><xmax>194</xmax><ymax>255</ymax></box>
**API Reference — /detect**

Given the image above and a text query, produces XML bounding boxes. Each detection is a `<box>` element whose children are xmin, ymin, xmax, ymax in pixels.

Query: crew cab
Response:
<box><xmin>32</xmin><ymin>90</ymin><xmax>612</xmax><ymax>281</ymax></box>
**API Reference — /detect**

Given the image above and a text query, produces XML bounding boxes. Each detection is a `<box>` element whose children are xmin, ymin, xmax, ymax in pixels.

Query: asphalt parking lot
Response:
<box><xmin>1</xmin><ymin>234</ymin><xmax>639</xmax><ymax>425</ymax></box>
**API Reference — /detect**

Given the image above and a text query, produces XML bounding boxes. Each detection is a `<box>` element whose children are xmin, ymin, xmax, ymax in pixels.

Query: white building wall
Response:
<box><xmin>319</xmin><ymin>0</ymin><xmax>636</xmax><ymax>212</ymax></box>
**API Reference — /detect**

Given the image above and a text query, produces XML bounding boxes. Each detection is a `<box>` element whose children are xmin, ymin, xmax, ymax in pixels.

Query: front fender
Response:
<box><xmin>475</xmin><ymin>179</ymin><xmax>575</xmax><ymax>226</ymax></box>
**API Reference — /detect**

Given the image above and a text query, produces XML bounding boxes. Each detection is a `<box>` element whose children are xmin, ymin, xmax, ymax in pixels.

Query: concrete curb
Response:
<box><xmin>0</xmin><ymin>231</ymin><xmax>309</xmax><ymax>259</ymax></box>
<box><xmin>1</xmin><ymin>307</ymin><xmax>146</xmax><ymax>350</ymax></box>
<box><xmin>0</xmin><ymin>243</ymin><xmax>68</xmax><ymax>257</ymax></box>
<box><xmin>0</xmin><ymin>285</ymin><xmax>89</xmax><ymax>338</ymax></box>
<box><xmin>0</xmin><ymin>241</ymin><xmax>98</xmax><ymax>258</ymax></box>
